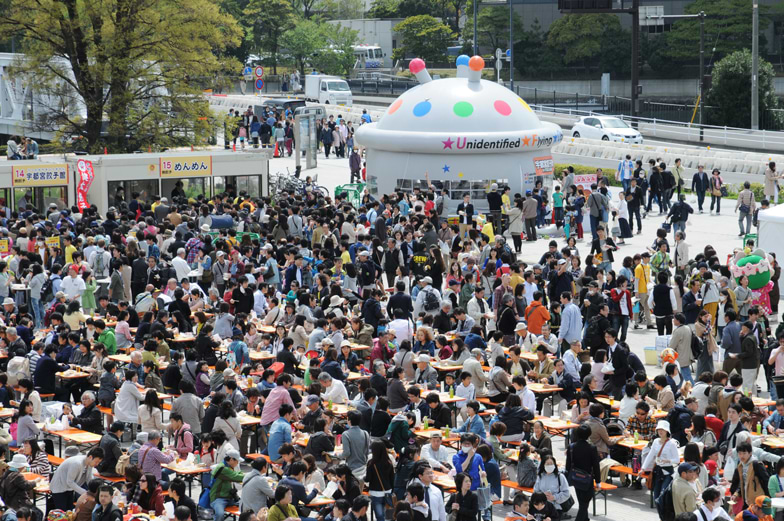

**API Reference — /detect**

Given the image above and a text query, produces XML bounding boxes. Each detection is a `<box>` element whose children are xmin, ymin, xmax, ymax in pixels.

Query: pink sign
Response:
<box><xmin>76</xmin><ymin>159</ymin><xmax>95</xmax><ymax>212</ymax></box>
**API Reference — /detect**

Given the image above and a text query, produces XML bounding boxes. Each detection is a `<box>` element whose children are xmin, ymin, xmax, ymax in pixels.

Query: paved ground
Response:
<box><xmin>264</xmin><ymin>150</ymin><xmax>775</xmax><ymax>521</ymax></box>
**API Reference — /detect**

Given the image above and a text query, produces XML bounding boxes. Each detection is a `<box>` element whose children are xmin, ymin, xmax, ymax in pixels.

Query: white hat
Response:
<box><xmin>9</xmin><ymin>453</ymin><xmax>28</xmax><ymax>471</ymax></box>
<box><xmin>655</xmin><ymin>420</ymin><xmax>671</xmax><ymax>434</ymax></box>
<box><xmin>514</xmin><ymin>322</ymin><xmax>528</xmax><ymax>331</ymax></box>
<box><xmin>223</xmin><ymin>368</ymin><xmax>235</xmax><ymax>378</ymax></box>
<box><xmin>557</xmin><ymin>259</ymin><xmax>567</xmax><ymax>265</ymax></box>
<box><xmin>201</xmin><ymin>224</ymin><xmax>211</xmax><ymax>233</ymax></box>
<box><xmin>357</xmin><ymin>250</ymin><xmax>370</xmax><ymax>257</ymax></box>
<box><xmin>422</xmin><ymin>276</ymin><xmax>433</xmax><ymax>284</ymax></box>
<box><xmin>262</xmin><ymin>243</ymin><xmax>274</xmax><ymax>251</ymax></box>
<box><xmin>216</xmin><ymin>251</ymin><xmax>226</xmax><ymax>257</ymax></box>
<box><xmin>2</xmin><ymin>297</ymin><xmax>14</xmax><ymax>306</ymax></box>
<box><xmin>340</xmin><ymin>340</ymin><xmax>352</xmax><ymax>348</ymax></box>
<box><xmin>417</xmin><ymin>354</ymin><xmax>430</xmax><ymax>363</ymax></box>
<box><xmin>329</xmin><ymin>295</ymin><xmax>344</xmax><ymax>307</ymax></box>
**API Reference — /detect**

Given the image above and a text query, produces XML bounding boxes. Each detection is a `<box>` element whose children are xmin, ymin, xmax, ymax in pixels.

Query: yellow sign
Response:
<box><xmin>160</xmin><ymin>156</ymin><xmax>212</xmax><ymax>178</ymax></box>
<box><xmin>0</xmin><ymin>240</ymin><xmax>9</xmax><ymax>255</ymax></box>
<box><xmin>45</xmin><ymin>236</ymin><xmax>61</xmax><ymax>249</ymax></box>
<box><xmin>12</xmin><ymin>164</ymin><xmax>69</xmax><ymax>187</ymax></box>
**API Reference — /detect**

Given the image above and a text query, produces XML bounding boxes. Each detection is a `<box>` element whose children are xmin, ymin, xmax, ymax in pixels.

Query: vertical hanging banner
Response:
<box><xmin>76</xmin><ymin>159</ymin><xmax>95</xmax><ymax>212</ymax></box>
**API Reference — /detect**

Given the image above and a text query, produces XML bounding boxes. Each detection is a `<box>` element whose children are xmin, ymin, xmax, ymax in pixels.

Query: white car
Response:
<box><xmin>571</xmin><ymin>116</ymin><xmax>643</xmax><ymax>144</ymax></box>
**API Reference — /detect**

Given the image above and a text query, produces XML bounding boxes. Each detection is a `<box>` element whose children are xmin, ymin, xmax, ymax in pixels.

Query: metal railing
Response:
<box><xmin>529</xmin><ymin>103</ymin><xmax>784</xmax><ymax>152</ymax></box>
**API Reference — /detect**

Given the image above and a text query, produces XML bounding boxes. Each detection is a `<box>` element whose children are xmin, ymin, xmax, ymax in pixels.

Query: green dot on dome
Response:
<box><xmin>453</xmin><ymin>101</ymin><xmax>473</xmax><ymax>117</ymax></box>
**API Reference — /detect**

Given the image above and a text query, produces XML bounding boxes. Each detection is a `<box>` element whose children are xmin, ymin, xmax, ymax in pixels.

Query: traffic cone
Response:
<box><xmin>232</xmin><ymin>143</ymin><xmax>236</xmax><ymax>152</ymax></box>
<box><xmin>191</xmin><ymin>145</ymin><xmax>194</xmax><ymax>151</ymax></box>
<box><xmin>273</xmin><ymin>142</ymin><xmax>280</xmax><ymax>158</ymax></box>
<box><xmin>104</xmin><ymin>147</ymin><xmax>107</xmax><ymax>155</ymax></box>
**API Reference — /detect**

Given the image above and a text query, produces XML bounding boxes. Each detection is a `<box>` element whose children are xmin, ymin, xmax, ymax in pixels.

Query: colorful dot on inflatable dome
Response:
<box><xmin>494</xmin><ymin>100</ymin><xmax>511</xmax><ymax>116</ymax></box>
<box><xmin>409</xmin><ymin>58</ymin><xmax>426</xmax><ymax>74</ymax></box>
<box><xmin>456</xmin><ymin>55</ymin><xmax>470</xmax><ymax>67</ymax></box>
<box><xmin>413</xmin><ymin>100</ymin><xmax>432</xmax><ymax>117</ymax></box>
<box><xmin>388</xmin><ymin>99</ymin><xmax>403</xmax><ymax>115</ymax></box>
<box><xmin>453</xmin><ymin>101</ymin><xmax>473</xmax><ymax>117</ymax></box>
<box><xmin>518</xmin><ymin>98</ymin><xmax>533</xmax><ymax>112</ymax></box>
<box><xmin>468</xmin><ymin>56</ymin><xmax>485</xmax><ymax>71</ymax></box>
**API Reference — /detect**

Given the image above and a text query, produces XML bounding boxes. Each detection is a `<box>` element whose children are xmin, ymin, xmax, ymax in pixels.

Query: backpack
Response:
<box><xmin>6</xmin><ymin>357</ymin><xmax>30</xmax><ymax>386</ymax></box>
<box><xmin>655</xmin><ymin>479</ymin><xmax>676</xmax><ymax>521</ymax></box>
<box><xmin>436</xmin><ymin>197</ymin><xmax>444</xmax><ymax>216</ymax></box>
<box><xmin>423</xmin><ymin>288</ymin><xmax>440</xmax><ymax>312</ymax></box>
<box><xmin>41</xmin><ymin>275</ymin><xmax>59</xmax><ymax>303</ymax></box>
<box><xmin>585</xmin><ymin>316</ymin><xmax>603</xmax><ymax>347</ymax></box>
<box><xmin>115</xmin><ymin>447</ymin><xmax>139</xmax><ymax>475</ymax></box>
<box><xmin>94</xmin><ymin>251</ymin><xmax>105</xmax><ymax>275</ymax></box>
<box><xmin>691</xmin><ymin>330</ymin><xmax>704</xmax><ymax>359</ymax></box>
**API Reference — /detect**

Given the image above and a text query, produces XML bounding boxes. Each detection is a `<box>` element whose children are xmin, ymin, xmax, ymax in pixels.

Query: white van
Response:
<box><xmin>304</xmin><ymin>74</ymin><xmax>353</xmax><ymax>106</ymax></box>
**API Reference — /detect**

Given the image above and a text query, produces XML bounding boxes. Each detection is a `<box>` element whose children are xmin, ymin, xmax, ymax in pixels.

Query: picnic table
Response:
<box><xmin>161</xmin><ymin>461</ymin><xmax>211</xmax><ymax>495</ymax></box>
<box><xmin>46</xmin><ymin>427</ymin><xmax>102</xmax><ymax>456</ymax></box>
<box><xmin>611</xmin><ymin>436</ymin><xmax>648</xmax><ymax>451</ymax></box>
<box><xmin>56</xmin><ymin>369</ymin><xmax>91</xmax><ymax>380</ymax></box>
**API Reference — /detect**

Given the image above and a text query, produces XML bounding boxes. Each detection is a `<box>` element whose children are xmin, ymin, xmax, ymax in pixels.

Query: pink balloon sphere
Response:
<box><xmin>409</xmin><ymin>58</ymin><xmax>426</xmax><ymax>74</ymax></box>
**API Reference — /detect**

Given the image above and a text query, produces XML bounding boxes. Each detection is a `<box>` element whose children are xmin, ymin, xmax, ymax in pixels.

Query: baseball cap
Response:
<box><xmin>225</xmin><ymin>449</ymin><xmax>244</xmax><ymax>462</ymax></box>
<box><xmin>557</xmin><ymin>259</ymin><xmax>567</xmax><ymax>265</ymax></box>
<box><xmin>677</xmin><ymin>462</ymin><xmax>697</xmax><ymax>474</ymax></box>
<box><xmin>756</xmin><ymin>496</ymin><xmax>772</xmax><ymax>510</ymax></box>
<box><xmin>305</xmin><ymin>395</ymin><xmax>320</xmax><ymax>406</ymax></box>
<box><xmin>422</xmin><ymin>276</ymin><xmax>433</xmax><ymax>284</ymax></box>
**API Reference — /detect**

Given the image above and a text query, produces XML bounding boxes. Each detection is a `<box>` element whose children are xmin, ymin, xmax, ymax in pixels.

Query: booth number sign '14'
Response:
<box><xmin>76</xmin><ymin>159</ymin><xmax>95</xmax><ymax>212</ymax></box>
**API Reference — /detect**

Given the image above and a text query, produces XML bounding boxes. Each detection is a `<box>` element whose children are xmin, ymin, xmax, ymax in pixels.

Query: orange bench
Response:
<box><xmin>224</xmin><ymin>506</ymin><xmax>240</xmax><ymax>521</ymax></box>
<box><xmin>501</xmin><ymin>479</ymin><xmax>533</xmax><ymax>495</ymax></box>
<box><xmin>593</xmin><ymin>482</ymin><xmax>617</xmax><ymax>516</ymax></box>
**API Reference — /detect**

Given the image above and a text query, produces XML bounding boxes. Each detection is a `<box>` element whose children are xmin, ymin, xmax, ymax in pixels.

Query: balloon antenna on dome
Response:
<box><xmin>456</xmin><ymin>55</ymin><xmax>470</xmax><ymax>78</ymax></box>
<box><xmin>409</xmin><ymin>58</ymin><xmax>431</xmax><ymax>84</ymax></box>
<box><xmin>467</xmin><ymin>56</ymin><xmax>484</xmax><ymax>83</ymax></box>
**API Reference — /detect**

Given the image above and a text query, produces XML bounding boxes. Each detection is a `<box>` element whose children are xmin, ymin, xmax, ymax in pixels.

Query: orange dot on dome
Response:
<box><xmin>468</xmin><ymin>56</ymin><xmax>485</xmax><ymax>71</ymax></box>
<box><xmin>388</xmin><ymin>99</ymin><xmax>403</xmax><ymax>114</ymax></box>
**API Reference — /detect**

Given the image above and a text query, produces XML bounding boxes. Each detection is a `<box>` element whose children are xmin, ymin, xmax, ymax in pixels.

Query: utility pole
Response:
<box><xmin>751</xmin><ymin>2</ymin><xmax>759</xmax><ymax>130</ymax></box>
<box><xmin>699</xmin><ymin>12</ymin><xmax>705</xmax><ymax>126</ymax></box>
<box><xmin>631</xmin><ymin>0</ymin><xmax>640</xmax><ymax>119</ymax></box>
<box><xmin>473</xmin><ymin>0</ymin><xmax>478</xmax><ymax>55</ymax></box>
<box><xmin>509</xmin><ymin>0</ymin><xmax>514</xmax><ymax>93</ymax></box>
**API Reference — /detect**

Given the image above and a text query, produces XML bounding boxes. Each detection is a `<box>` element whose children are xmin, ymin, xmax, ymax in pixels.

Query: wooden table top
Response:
<box><xmin>48</xmin><ymin>428</ymin><xmax>102</xmax><ymax>444</ymax></box>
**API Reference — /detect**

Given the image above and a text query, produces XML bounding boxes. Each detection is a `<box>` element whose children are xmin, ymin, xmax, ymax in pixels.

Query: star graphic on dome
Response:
<box><xmin>442</xmin><ymin>164</ymin><xmax>450</xmax><ymax>173</ymax></box>
<box><xmin>442</xmin><ymin>137</ymin><xmax>454</xmax><ymax>149</ymax></box>
<box><xmin>522</xmin><ymin>136</ymin><xmax>531</xmax><ymax>146</ymax></box>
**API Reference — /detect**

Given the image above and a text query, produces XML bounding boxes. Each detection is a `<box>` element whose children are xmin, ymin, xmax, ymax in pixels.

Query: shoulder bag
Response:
<box><xmin>566</xmin><ymin>444</ymin><xmax>594</xmax><ymax>491</ymax></box>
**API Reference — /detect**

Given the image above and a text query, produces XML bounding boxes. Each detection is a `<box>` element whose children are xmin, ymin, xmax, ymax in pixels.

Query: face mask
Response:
<box><xmin>545</xmin><ymin>464</ymin><xmax>555</xmax><ymax>474</ymax></box>
<box><xmin>461</xmin><ymin>446</ymin><xmax>471</xmax><ymax>454</ymax></box>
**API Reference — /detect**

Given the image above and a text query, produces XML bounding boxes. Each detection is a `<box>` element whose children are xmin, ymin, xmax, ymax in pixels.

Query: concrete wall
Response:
<box><xmin>514</xmin><ymin>77</ymin><xmax>784</xmax><ymax>99</ymax></box>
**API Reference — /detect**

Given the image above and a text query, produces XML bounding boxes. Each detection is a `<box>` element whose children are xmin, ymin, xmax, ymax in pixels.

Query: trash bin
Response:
<box><xmin>335</xmin><ymin>183</ymin><xmax>365</xmax><ymax>208</ymax></box>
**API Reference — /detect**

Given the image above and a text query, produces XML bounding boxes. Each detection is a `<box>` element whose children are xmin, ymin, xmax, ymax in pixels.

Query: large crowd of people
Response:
<box><xmin>0</xmin><ymin>157</ymin><xmax>783</xmax><ymax>521</ymax></box>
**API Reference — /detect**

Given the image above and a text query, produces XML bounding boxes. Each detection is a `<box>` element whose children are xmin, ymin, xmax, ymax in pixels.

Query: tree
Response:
<box><xmin>664</xmin><ymin>0</ymin><xmax>771</xmax><ymax>64</ymax></box>
<box><xmin>281</xmin><ymin>20</ymin><xmax>326</xmax><ymax>75</ymax></box>
<box><xmin>546</xmin><ymin>14</ymin><xmax>623</xmax><ymax>69</ymax></box>
<box><xmin>291</xmin><ymin>0</ymin><xmax>320</xmax><ymax>19</ymax></box>
<box><xmin>392</xmin><ymin>15</ymin><xmax>454</xmax><ymax>63</ymax></box>
<box><xmin>367</xmin><ymin>0</ymin><xmax>401</xmax><ymax>18</ymax></box>
<box><xmin>246</xmin><ymin>0</ymin><xmax>297</xmax><ymax>74</ymax></box>
<box><xmin>0</xmin><ymin>0</ymin><xmax>241</xmax><ymax>152</ymax></box>
<box><xmin>312</xmin><ymin>24</ymin><xmax>360</xmax><ymax>75</ymax></box>
<box><xmin>316</xmin><ymin>0</ymin><xmax>365</xmax><ymax>19</ymax></box>
<box><xmin>705</xmin><ymin>49</ymin><xmax>782</xmax><ymax>129</ymax></box>
<box><xmin>397</xmin><ymin>0</ymin><xmax>436</xmax><ymax>18</ymax></box>
<box><xmin>513</xmin><ymin>19</ymin><xmax>563</xmax><ymax>78</ymax></box>
<box><xmin>465</xmin><ymin>5</ymin><xmax>523</xmax><ymax>53</ymax></box>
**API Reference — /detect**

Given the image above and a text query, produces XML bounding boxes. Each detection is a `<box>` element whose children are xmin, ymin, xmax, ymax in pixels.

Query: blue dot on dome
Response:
<box><xmin>413</xmin><ymin>101</ymin><xmax>432</xmax><ymax>117</ymax></box>
<box><xmin>456</xmin><ymin>55</ymin><xmax>470</xmax><ymax>66</ymax></box>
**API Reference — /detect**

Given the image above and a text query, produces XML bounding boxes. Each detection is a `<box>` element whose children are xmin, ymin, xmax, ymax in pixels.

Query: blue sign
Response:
<box><xmin>506</xmin><ymin>49</ymin><xmax>511</xmax><ymax>57</ymax></box>
<box><xmin>243</xmin><ymin>66</ymin><xmax>252</xmax><ymax>75</ymax></box>
<box><xmin>255</xmin><ymin>78</ymin><xmax>265</xmax><ymax>90</ymax></box>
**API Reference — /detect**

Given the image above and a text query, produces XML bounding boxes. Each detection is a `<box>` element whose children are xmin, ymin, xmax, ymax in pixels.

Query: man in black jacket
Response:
<box><xmin>666</xmin><ymin>397</ymin><xmax>698</xmax><ymax>446</ymax></box>
<box><xmin>388</xmin><ymin>281</ymin><xmax>414</xmax><ymax>320</ymax></box>
<box><xmin>487</xmin><ymin>183</ymin><xmax>503</xmax><ymax>235</ymax></box>
<box><xmin>93</xmin><ymin>485</ymin><xmax>123</xmax><ymax>521</ymax></box>
<box><xmin>627</xmin><ymin>177</ymin><xmax>644</xmax><ymax>234</ymax></box>
<box><xmin>425</xmin><ymin>394</ymin><xmax>452</xmax><ymax>428</ymax></box>
<box><xmin>605</xmin><ymin>328</ymin><xmax>629</xmax><ymax>399</ymax></box>
<box><xmin>131</xmin><ymin>250</ymin><xmax>148</xmax><ymax>299</ymax></box>
<box><xmin>96</xmin><ymin>422</ymin><xmax>126</xmax><ymax>475</ymax></box>
<box><xmin>692</xmin><ymin>165</ymin><xmax>710</xmax><ymax>213</ymax></box>
<box><xmin>69</xmin><ymin>391</ymin><xmax>104</xmax><ymax>434</ymax></box>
